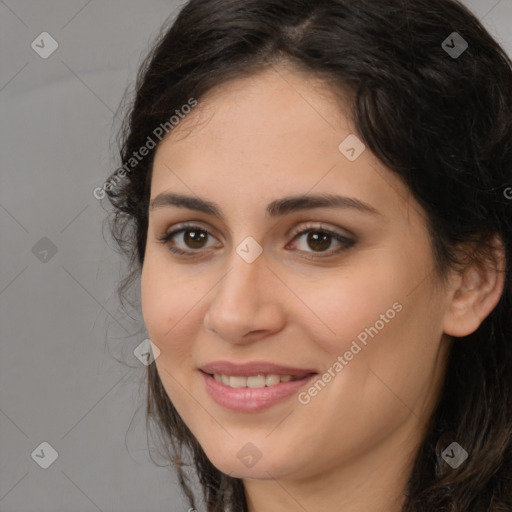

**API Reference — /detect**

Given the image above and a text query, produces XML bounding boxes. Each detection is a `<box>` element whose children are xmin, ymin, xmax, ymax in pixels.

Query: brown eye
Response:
<box><xmin>182</xmin><ymin>229</ymin><xmax>208</xmax><ymax>249</ymax></box>
<box><xmin>288</xmin><ymin>225</ymin><xmax>355</xmax><ymax>259</ymax></box>
<box><xmin>158</xmin><ymin>224</ymin><xmax>218</xmax><ymax>255</ymax></box>
<box><xmin>305</xmin><ymin>231</ymin><xmax>332</xmax><ymax>252</ymax></box>
<box><xmin>158</xmin><ymin>223</ymin><xmax>355</xmax><ymax>259</ymax></box>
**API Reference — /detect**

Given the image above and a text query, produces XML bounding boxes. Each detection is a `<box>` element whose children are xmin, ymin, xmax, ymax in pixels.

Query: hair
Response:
<box><xmin>105</xmin><ymin>0</ymin><xmax>512</xmax><ymax>510</ymax></box>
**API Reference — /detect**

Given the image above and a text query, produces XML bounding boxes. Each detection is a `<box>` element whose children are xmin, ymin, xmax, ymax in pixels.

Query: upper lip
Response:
<box><xmin>199</xmin><ymin>361</ymin><xmax>317</xmax><ymax>377</ymax></box>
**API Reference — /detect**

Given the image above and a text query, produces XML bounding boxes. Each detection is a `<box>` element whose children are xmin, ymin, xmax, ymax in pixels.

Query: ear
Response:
<box><xmin>443</xmin><ymin>235</ymin><xmax>506</xmax><ymax>337</ymax></box>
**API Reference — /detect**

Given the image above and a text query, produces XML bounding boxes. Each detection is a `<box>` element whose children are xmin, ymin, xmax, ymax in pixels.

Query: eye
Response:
<box><xmin>157</xmin><ymin>222</ymin><xmax>355</xmax><ymax>259</ymax></box>
<box><xmin>157</xmin><ymin>223</ymin><xmax>219</xmax><ymax>256</ymax></box>
<box><xmin>286</xmin><ymin>223</ymin><xmax>355</xmax><ymax>259</ymax></box>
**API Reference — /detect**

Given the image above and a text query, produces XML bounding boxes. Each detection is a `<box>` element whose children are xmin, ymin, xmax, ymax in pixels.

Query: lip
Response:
<box><xmin>199</xmin><ymin>361</ymin><xmax>318</xmax><ymax>412</ymax></box>
<box><xmin>199</xmin><ymin>360</ymin><xmax>317</xmax><ymax>377</ymax></box>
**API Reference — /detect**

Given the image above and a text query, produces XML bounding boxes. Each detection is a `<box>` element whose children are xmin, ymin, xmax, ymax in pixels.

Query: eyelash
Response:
<box><xmin>156</xmin><ymin>222</ymin><xmax>356</xmax><ymax>259</ymax></box>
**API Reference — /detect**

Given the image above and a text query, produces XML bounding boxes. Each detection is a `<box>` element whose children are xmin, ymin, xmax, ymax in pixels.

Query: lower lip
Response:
<box><xmin>201</xmin><ymin>372</ymin><xmax>317</xmax><ymax>412</ymax></box>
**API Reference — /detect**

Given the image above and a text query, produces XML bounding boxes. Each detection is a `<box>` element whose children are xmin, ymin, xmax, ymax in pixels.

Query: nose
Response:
<box><xmin>203</xmin><ymin>247</ymin><xmax>286</xmax><ymax>345</ymax></box>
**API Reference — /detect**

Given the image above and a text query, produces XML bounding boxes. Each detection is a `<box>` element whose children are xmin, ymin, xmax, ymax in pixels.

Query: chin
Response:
<box><xmin>200</xmin><ymin>441</ymin><xmax>300</xmax><ymax>481</ymax></box>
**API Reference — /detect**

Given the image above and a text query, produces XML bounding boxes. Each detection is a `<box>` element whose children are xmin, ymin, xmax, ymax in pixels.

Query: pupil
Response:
<box><xmin>308</xmin><ymin>232</ymin><xmax>330</xmax><ymax>251</ymax></box>
<box><xmin>185</xmin><ymin>230</ymin><xmax>207</xmax><ymax>249</ymax></box>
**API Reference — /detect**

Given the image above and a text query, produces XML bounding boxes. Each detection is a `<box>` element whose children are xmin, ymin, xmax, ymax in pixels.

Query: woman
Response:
<box><xmin>105</xmin><ymin>0</ymin><xmax>512</xmax><ymax>510</ymax></box>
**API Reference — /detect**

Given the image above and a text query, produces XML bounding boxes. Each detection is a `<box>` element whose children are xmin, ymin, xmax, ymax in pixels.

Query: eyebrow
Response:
<box><xmin>149</xmin><ymin>192</ymin><xmax>381</xmax><ymax>217</ymax></box>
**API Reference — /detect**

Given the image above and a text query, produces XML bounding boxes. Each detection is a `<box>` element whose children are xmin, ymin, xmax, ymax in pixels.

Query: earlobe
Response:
<box><xmin>443</xmin><ymin>238</ymin><xmax>506</xmax><ymax>338</ymax></box>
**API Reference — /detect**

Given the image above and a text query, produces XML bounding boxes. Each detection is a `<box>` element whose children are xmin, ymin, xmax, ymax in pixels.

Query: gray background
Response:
<box><xmin>0</xmin><ymin>1</ymin><xmax>511</xmax><ymax>511</ymax></box>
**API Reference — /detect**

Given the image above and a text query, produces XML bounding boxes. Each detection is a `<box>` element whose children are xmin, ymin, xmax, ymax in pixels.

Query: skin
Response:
<box><xmin>140</xmin><ymin>65</ymin><xmax>504</xmax><ymax>512</ymax></box>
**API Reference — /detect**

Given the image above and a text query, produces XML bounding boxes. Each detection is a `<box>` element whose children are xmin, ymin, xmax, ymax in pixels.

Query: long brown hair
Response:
<box><xmin>105</xmin><ymin>1</ymin><xmax>512</xmax><ymax>510</ymax></box>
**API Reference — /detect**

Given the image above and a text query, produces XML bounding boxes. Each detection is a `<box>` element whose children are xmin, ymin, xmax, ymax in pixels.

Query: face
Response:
<box><xmin>141</xmin><ymin>66</ymin><xmax>453</xmax><ymax>483</ymax></box>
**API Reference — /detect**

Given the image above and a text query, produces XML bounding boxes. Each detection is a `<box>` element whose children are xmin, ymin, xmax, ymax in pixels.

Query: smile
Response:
<box><xmin>200</xmin><ymin>368</ymin><xmax>317</xmax><ymax>412</ymax></box>
<box><xmin>212</xmin><ymin>373</ymin><xmax>297</xmax><ymax>388</ymax></box>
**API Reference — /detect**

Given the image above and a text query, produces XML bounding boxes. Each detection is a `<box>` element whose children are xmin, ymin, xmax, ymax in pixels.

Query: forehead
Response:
<box><xmin>150</xmin><ymin>67</ymin><xmax>414</xmax><ymax>223</ymax></box>
<box><xmin>156</xmin><ymin>67</ymin><xmax>350</xmax><ymax>160</ymax></box>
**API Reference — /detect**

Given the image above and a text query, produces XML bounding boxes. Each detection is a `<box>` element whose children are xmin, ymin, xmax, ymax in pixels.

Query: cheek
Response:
<box><xmin>310</xmin><ymin>278</ymin><xmax>445</xmax><ymax>423</ymax></box>
<box><xmin>297</xmin><ymin>263</ymin><xmax>407</xmax><ymax>358</ymax></box>
<box><xmin>140</xmin><ymin>254</ymin><xmax>200</xmax><ymax>362</ymax></box>
<box><xmin>141</xmin><ymin>259</ymin><xmax>205</xmax><ymax>416</ymax></box>
<box><xmin>297</xmin><ymin>253</ymin><xmax>444</xmax><ymax>402</ymax></box>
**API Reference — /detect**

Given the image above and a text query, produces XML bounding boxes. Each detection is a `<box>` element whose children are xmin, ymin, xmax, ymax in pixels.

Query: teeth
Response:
<box><xmin>212</xmin><ymin>374</ymin><xmax>296</xmax><ymax>388</ymax></box>
<box><xmin>229</xmin><ymin>376</ymin><xmax>247</xmax><ymax>388</ymax></box>
<box><xmin>265</xmin><ymin>374</ymin><xmax>280</xmax><ymax>386</ymax></box>
<box><xmin>247</xmin><ymin>375</ymin><xmax>266</xmax><ymax>388</ymax></box>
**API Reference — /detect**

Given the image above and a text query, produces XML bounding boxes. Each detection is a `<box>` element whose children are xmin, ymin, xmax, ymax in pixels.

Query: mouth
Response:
<box><xmin>199</xmin><ymin>360</ymin><xmax>317</xmax><ymax>378</ymax></box>
<box><xmin>202</xmin><ymin>372</ymin><xmax>313</xmax><ymax>388</ymax></box>
<box><xmin>198</xmin><ymin>361</ymin><xmax>318</xmax><ymax>412</ymax></box>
